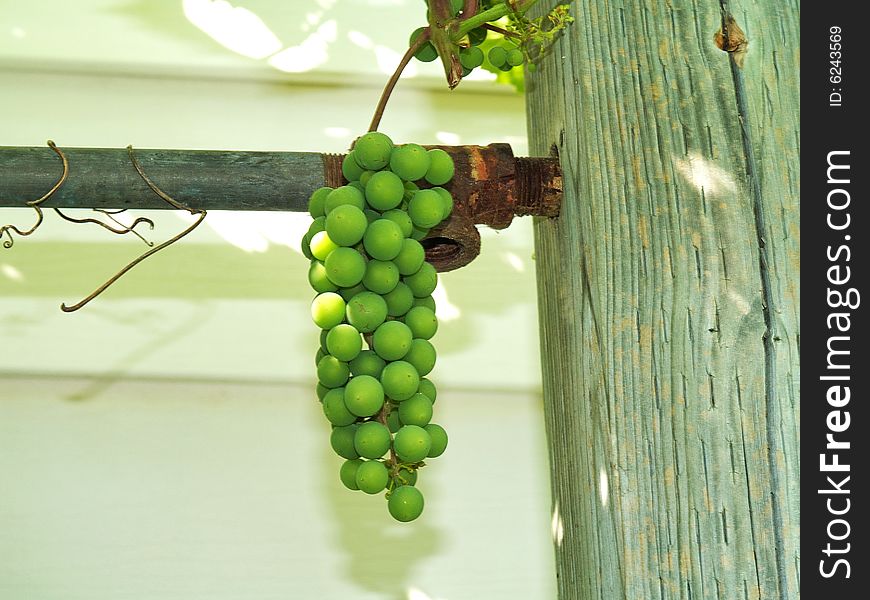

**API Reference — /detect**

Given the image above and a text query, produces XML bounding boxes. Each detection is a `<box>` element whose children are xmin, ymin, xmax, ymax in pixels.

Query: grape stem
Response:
<box><xmin>376</xmin><ymin>402</ymin><xmax>399</xmax><ymax>467</ymax></box>
<box><xmin>368</xmin><ymin>29</ymin><xmax>431</xmax><ymax>132</ymax></box>
<box><xmin>453</xmin><ymin>0</ymin><xmax>540</xmax><ymax>38</ymax></box>
<box><xmin>481</xmin><ymin>22</ymin><xmax>522</xmax><ymax>39</ymax></box>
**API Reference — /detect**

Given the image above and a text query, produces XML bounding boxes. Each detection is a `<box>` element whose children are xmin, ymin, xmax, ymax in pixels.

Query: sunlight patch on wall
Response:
<box><xmin>176</xmin><ymin>211</ymin><xmax>310</xmax><ymax>254</ymax></box>
<box><xmin>183</xmin><ymin>0</ymin><xmax>282</xmax><ymax>59</ymax></box>
<box><xmin>674</xmin><ymin>151</ymin><xmax>737</xmax><ymax>196</ymax></box>
<box><xmin>435</xmin><ymin>131</ymin><xmax>461</xmax><ymax>145</ymax></box>
<box><xmin>1</xmin><ymin>263</ymin><xmax>24</xmax><ymax>282</ymax></box>
<box><xmin>269</xmin><ymin>20</ymin><xmax>337</xmax><ymax>73</ymax></box>
<box><xmin>432</xmin><ymin>280</ymin><xmax>460</xmax><ymax>322</ymax></box>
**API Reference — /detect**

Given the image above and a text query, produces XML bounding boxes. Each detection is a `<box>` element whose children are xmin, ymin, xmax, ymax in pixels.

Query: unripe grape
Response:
<box><xmin>412</xmin><ymin>295</ymin><xmax>436</xmax><ymax>311</ymax></box>
<box><xmin>417</xmin><ymin>378</ymin><xmax>437</xmax><ymax>403</ymax></box>
<box><xmin>380</xmin><ymin>360</ymin><xmax>420</xmax><ymax>401</ymax></box>
<box><xmin>394</xmin><ymin>464</ymin><xmax>418</xmax><ymax>486</ymax></box>
<box><xmin>410</xmin><ymin>225</ymin><xmax>430</xmax><ymax>241</ymax></box>
<box><xmin>364</xmin><ymin>219</ymin><xmax>404</xmax><ymax>260</ymax></box>
<box><xmin>354</xmin><ymin>421</ymin><xmax>392</xmax><ymax>459</ymax></box>
<box><xmin>404</xmin><ymin>262</ymin><xmax>438</xmax><ymax>298</ymax></box>
<box><xmin>404</xmin><ymin>338</ymin><xmax>436</xmax><ymax>376</ymax></box>
<box><xmin>339</xmin><ymin>283</ymin><xmax>367</xmax><ymax>302</ymax></box>
<box><xmin>307</xmin><ymin>215</ymin><xmax>326</xmax><ymax>237</ymax></box>
<box><xmin>330</xmin><ymin>424</ymin><xmax>359</xmax><ymax>459</ymax></box>
<box><xmin>365</xmin><ymin>171</ymin><xmax>405</xmax><ymax>211</ymax></box>
<box><xmin>342</xmin><ymin>152</ymin><xmax>365</xmax><ymax>182</ymax></box>
<box><xmin>393</xmin><ymin>425</ymin><xmax>431</xmax><ymax>463</ymax></box>
<box><xmin>383</xmin><ymin>282</ymin><xmax>415</xmax><ymax>317</ymax></box>
<box><xmin>349</xmin><ymin>349</ymin><xmax>386</xmax><ymax>378</ymax></box>
<box><xmin>310</xmin><ymin>230</ymin><xmax>339</xmax><ymax>261</ymax></box>
<box><xmin>326</xmin><ymin>324</ymin><xmax>363</xmax><ymax>362</ymax></box>
<box><xmin>317</xmin><ymin>354</ymin><xmax>350</xmax><ymax>388</ymax></box>
<box><xmin>322</xmin><ymin>387</ymin><xmax>356</xmax><ymax>426</ymax></box>
<box><xmin>311</xmin><ymin>292</ymin><xmax>345</xmax><ymax>329</ymax></box>
<box><xmin>362</xmin><ymin>259</ymin><xmax>400</xmax><ymax>294</ymax></box>
<box><xmin>308</xmin><ymin>260</ymin><xmax>338</xmax><ymax>293</ymax></box>
<box><xmin>316</xmin><ymin>383</ymin><xmax>329</xmax><ymax>401</ymax></box>
<box><xmin>388</xmin><ymin>485</ymin><xmax>424</xmax><ymax>522</ymax></box>
<box><xmin>308</xmin><ymin>186</ymin><xmax>332</xmax><ymax>218</ymax></box>
<box><xmin>424</xmin><ymin>423</ymin><xmax>448</xmax><ymax>457</ymax></box>
<box><xmin>325</xmin><ymin>204</ymin><xmax>368</xmax><ymax>247</ymax></box>
<box><xmin>315</xmin><ymin>347</ymin><xmax>325</xmax><ymax>367</ymax></box>
<box><xmin>488</xmin><ymin>45</ymin><xmax>507</xmax><ymax>68</ymax></box>
<box><xmin>339</xmin><ymin>458</ymin><xmax>363</xmax><ymax>490</ymax></box>
<box><xmin>424</xmin><ymin>150</ymin><xmax>454</xmax><ymax>186</ymax></box>
<box><xmin>390</xmin><ymin>144</ymin><xmax>431</xmax><ymax>182</ymax></box>
<box><xmin>364</xmin><ymin>209</ymin><xmax>380</xmax><ymax>224</ymax></box>
<box><xmin>468</xmin><ymin>26</ymin><xmax>487</xmax><ymax>46</ymax></box>
<box><xmin>355</xmin><ymin>459</ymin><xmax>389</xmax><ymax>493</ymax></box>
<box><xmin>398</xmin><ymin>392</ymin><xmax>433</xmax><ymax>427</ymax></box>
<box><xmin>344</xmin><ymin>374</ymin><xmax>385</xmax><ymax>417</ymax></box>
<box><xmin>431</xmin><ymin>186</ymin><xmax>454</xmax><ymax>218</ymax></box>
<box><xmin>506</xmin><ymin>48</ymin><xmax>524</xmax><ymax>66</ymax></box>
<box><xmin>459</xmin><ymin>46</ymin><xmax>484</xmax><ymax>69</ymax></box>
<box><xmin>354</xmin><ymin>132</ymin><xmax>393</xmax><ymax>170</ymax></box>
<box><xmin>359</xmin><ymin>170</ymin><xmax>375</xmax><ymax>186</ymax></box>
<box><xmin>325</xmin><ymin>247</ymin><xmax>367</xmax><ymax>287</ymax></box>
<box><xmin>404</xmin><ymin>305</ymin><xmax>438</xmax><ymax>339</ymax></box>
<box><xmin>408</xmin><ymin>189</ymin><xmax>445</xmax><ymax>229</ymax></box>
<box><xmin>325</xmin><ymin>185</ymin><xmax>366</xmax><ymax>214</ymax></box>
<box><xmin>392</xmin><ymin>238</ymin><xmax>425</xmax><ymax>276</ymax></box>
<box><xmin>319</xmin><ymin>329</ymin><xmax>330</xmax><ymax>353</ymax></box>
<box><xmin>410</xmin><ymin>27</ymin><xmax>438</xmax><ymax>62</ymax></box>
<box><xmin>372</xmin><ymin>321</ymin><xmax>413</xmax><ymax>361</ymax></box>
<box><xmin>386</xmin><ymin>410</ymin><xmax>402</xmax><ymax>433</ymax></box>
<box><xmin>346</xmin><ymin>291</ymin><xmax>388</xmax><ymax>333</ymax></box>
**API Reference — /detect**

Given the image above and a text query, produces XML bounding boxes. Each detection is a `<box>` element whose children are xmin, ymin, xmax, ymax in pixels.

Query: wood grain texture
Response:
<box><xmin>524</xmin><ymin>1</ymin><xmax>799</xmax><ymax>598</ymax></box>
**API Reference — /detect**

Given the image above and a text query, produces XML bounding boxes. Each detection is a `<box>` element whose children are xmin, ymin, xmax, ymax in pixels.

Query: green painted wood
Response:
<box><xmin>0</xmin><ymin>146</ymin><xmax>323</xmax><ymax>211</ymax></box>
<box><xmin>525</xmin><ymin>1</ymin><xmax>799</xmax><ymax>599</ymax></box>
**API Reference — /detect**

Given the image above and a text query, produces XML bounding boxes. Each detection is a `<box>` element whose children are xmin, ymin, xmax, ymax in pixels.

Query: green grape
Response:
<box><xmin>346</xmin><ymin>291</ymin><xmax>388</xmax><ymax>333</ymax></box>
<box><xmin>316</xmin><ymin>382</ymin><xmax>329</xmax><ymax>401</ymax></box>
<box><xmin>412</xmin><ymin>295</ymin><xmax>437</xmax><ymax>311</ymax></box>
<box><xmin>325</xmin><ymin>247</ymin><xmax>367</xmax><ymax>287</ymax></box>
<box><xmin>311</xmin><ymin>292</ymin><xmax>346</xmax><ymax>329</ymax></box>
<box><xmin>362</xmin><ymin>259</ymin><xmax>400</xmax><ymax>295</ymax></box>
<box><xmin>322</xmin><ymin>387</ymin><xmax>356</xmax><ymax>426</ymax></box>
<box><xmin>308</xmin><ymin>186</ymin><xmax>333</xmax><ymax>218</ymax></box>
<box><xmin>408</xmin><ymin>189</ymin><xmax>445</xmax><ymax>229</ymax></box>
<box><xmin>388</xmin><ymin>485</ymin><xmax>424</xmax><ymax>522</ymax></box>
<box><xmin>363</xmin><ymin>219</ymin><xmax>404</xmax><ymax>261</ymax></box>
<box><xmin>410</xmin><ymin>225</ymin><xmax>430</xmax><ymax>241</ymax></box>
<box><xmin>342</xmin><ymin>152</ymin><xmax>365</xmax><ymax>182</ymax></box>
<box><xmin>431</xmin><ymin>186</ymin><xmax>454</xmax><ymax>219</ymax></box>
<box><xmin>461</xmin><ymin>65</ymin><xmax>472</xmax><ymax>78</ymax></box>
<box><xmin>319</xmin><ymin>329</ymin><xmax>330</xmax><ymax>353</ymax></box>
<box><xmin>403</xmin><ymin>180</ymin><xmax>419</xmax><ymax>201</ymax></box>
<box><xmin>307</xmin><ymin>215</ymin><xmax>326</xmax><ymax>237</ymax></box>
<box><xmin>383</xmin><ymin>282</ymin><xmax>415</xmax><ymax>317</ymax></box>
<box><xmin>390</xmin><ymin>144</ymin><xmax>430</xmax><ymax>182</ymax></box>
<box><xmin>325</xmin><ymin>185</ymin><xmax>366</xmax><ymax>214</ymax></box>
<box><xmin>460</xmin><ymin>46</ymin><xmax>484</xmax><ymax>69</ymax></box>
<box><xmin>339</xmin><ymin>282</ymin><xmax>367</xmax><ymax>302</ymax></box>
<box><xmin>382</xmin><ymin>208</ymin><xmax>414</xmax><ymax>237</ymax></box>
<box><xmin>317</xmin><ymin>355</ymin><xmax>350</xmax><ymax>388</ymax></box>
<box><xmin>310</xmin><ymin>230</ymin><xmax>339</xmax><ymax>261</ymax></box>
<box><xmin>404</xmin><ymin>338</ymin><xmax>436</xmax><ymax>376</ymax></box>
<box><xmin>404</xmin><ymin>305</ymin><xmax>438</xmax><ymax>339</ymax></box>
<box><xmin>349</xmin><ymin>181</ymin><xmax>365</xmax><ymax>192</ymax></box>
<box><xmin>424</xmin><ymin>150</ymin><xmax>454</xmax><ymax>186</ymax></box>
<box><xmin>409</xmin><ymin>27</ymin><xmax>438</xmax><ymax>62</ymax></box>
<box><xmin>404</xmin><ymin>262</ymin><xmax>438</xmax><ymax>298</ymax></box>
<box><xmin>364</xmin><ymin>209</ymin><xmax>380</xmax><ymax>224</ymax></box>
<box><xmin>393</xmin><ymin>464</ymin><xmax>418</xmax><ymax>486</ymax></box>
<box><xmin>315</xmin><ymin>347</ymin><xmax>325</xmax><ymax>367</ymax></box>
<box><xmin>330</xmin><ymin>424</ymin><xmax>360</xmax><ymax>459</ymax></box>
<box><xmin>365</xmin><ymin>170</ymin><xmax>405</xmax><ymax>211</ymax></box>
<box><xmin>488</xmin><ymin>45</ymin><xmax>507</xmax><ymax>68</ymax></box>
<box><xmin>380</xmin><ymin>360</ymin><xmax>420</xmax><ymax>401</ymax></box>
<box><xmin>354</xmin><ymin>131</ymin><xmax>393</xmax><ymax>170</ymax></box>
<box><xmin>344</xmin><ymin>374</ymin><xmax>385</xmax><ymax>417</ymax></box>
<box><xmin>506</xmin><ymin>48</ymin><xmax>524</xmax><ymax>67</ymax></box>
<box><xmin>417</xmin><ymin>378</ymin><xmax>437</xmax><ymax>403</ymax></box>
<box><xmin>339</xmin><ymin>459</ymin><xmax>363</xmax><ymax>490</ymax></box>
<box><xmin>424</xmin><ymin>423</ymin><xmax>448</xmax><ymax>457</ymax></box>
<box><xmin>308</xmin><ymin>260</ymin><xmax>338</xmax><ymax>293</ymax></box>
<box><xmin>468</xmin><ymin>26</ymin><xmax>487</xmax><ymax>46</ymax></box>
<box><xmin>355</xmin><ymin>460</ymin><xmax>390</xmax><ymax>494</ymax></box>
<box><xmin>354</xmin><ymin>422</ymin><xmax>391</xmax><ymax>459</ymax></box>
<box><xmin>394</xmin><ymin>238</ymin><xmax>426</xmax><ymax>276</ymax></box>
<box><xmin>301</xmin><ymin>232</ymin><xmax>314</xmax><ymax>260</ymax></box>
<box><xmin>398</xmin><ymin>392</ymin><xmax>433</xmax><ymax>427</ymax></box>
<box><xmin>326</xmin><ymin>323</ymin><xmax>363</xmax><ymax>362</ymax></box>
<box><xmin>372</xmin><ymin>321</ymin><xmax>413</xmax><ymax>361</ymax></box>
<box><xmin>359</xmin><ymin>170</ymin><xmax>375</xmax><ymax>186</ymax></box>
<box><xmin>325</xmin><ymin>204</ymin><xmax>368</xmax><ymax>247</ymax></box>
<box><xmin>393</xmin><ymin>425</ymin><xmax>432</xmax><ymax>463</ymax></box>
<box><xmin>386</xmin><ymin>409</ymin><xmax>402</xmax><ymax>433</ymax></box>
<box><xmin>349</xmin><ymin>349</ymin><xmax>386</xmax><ymax>378</ymax></box>
<box><xmin>498</xmin><ymin>63</ymin><xmax>513</xmax><ymax>72</ymax></box>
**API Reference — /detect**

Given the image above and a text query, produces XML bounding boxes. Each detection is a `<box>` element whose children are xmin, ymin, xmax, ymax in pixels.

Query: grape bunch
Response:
<box><xmin>302</xmin><ymin>131</ymin><xmax>452</xmax><ymax>522</ymax></box>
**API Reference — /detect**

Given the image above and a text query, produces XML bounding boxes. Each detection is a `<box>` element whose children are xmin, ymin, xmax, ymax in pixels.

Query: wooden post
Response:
<box><xmin>525</xmin><ymin>1</ymin><xmax>799</xmax><ymax>599</ymax></box>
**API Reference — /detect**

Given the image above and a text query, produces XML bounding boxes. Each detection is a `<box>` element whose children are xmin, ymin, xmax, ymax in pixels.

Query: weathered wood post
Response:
<box><xmin>525</xmin><ymin>1</ymin><xmax>799</xmax><ymax>598</ymax></box>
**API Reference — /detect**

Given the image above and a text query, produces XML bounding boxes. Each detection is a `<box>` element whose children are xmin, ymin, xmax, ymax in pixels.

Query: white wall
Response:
<box><xmin>0</xmin><ymin>2</ymin><xmax>555</xmax><ymax>598</ymax></box>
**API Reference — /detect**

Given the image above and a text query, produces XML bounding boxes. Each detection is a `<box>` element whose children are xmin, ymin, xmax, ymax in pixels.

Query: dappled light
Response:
<box><xmin>183</xmin><ymin>0</ymin><xmax>282</xmax><ymax>59</ymax></box>
<box><xmin>269</xmin><ymin>20</ymin><xmax>336</xmax><ymax>73</ymax></box>
<box><xmin>673</xmin><ymin>151</ymin><xmax>737</xmax><ymax>196</ymax></box>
